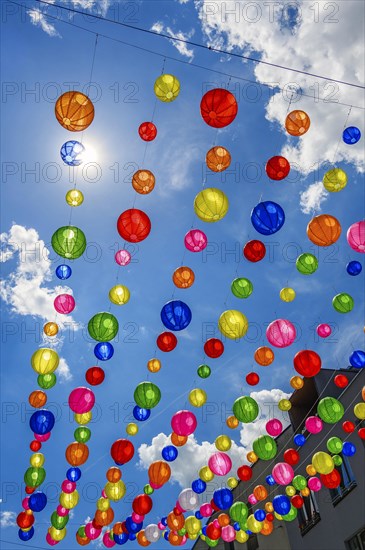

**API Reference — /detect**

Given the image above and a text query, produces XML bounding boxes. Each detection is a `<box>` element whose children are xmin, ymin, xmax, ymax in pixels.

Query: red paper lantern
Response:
<box><xmin>117</xmin><ymin>209</ymin><xmax>151</xmax><ymax>243</ymax></box>
<box><xmin>291</xmin><ymin>495</ymin><xmax>304</xmax><ymax>508</ymax></box>
<box><xmin>204</xmin><ymin>338</ymin><xmax>224</xmax><ymax>358</ymax></box>
<box><xmin>30</xmin><ymin>440</ymin><xmax>42</xmax><ymax>452</ymax></box>
<box><xmin>138</xmin><ymin>122</ymin><xmax>157</xmax><ymax>141</ymax></box>
<box><xmin>25</xmin><ymin>486</ymin><xmax>36</xmax><ymax>495</ymax></box>
<box><xmin>200</xmin><ymin>89</ymin><xmax>238</xmax><ymax>128</ymax></box>
<box><xmin>237</xmin><ymin>465</ymin><xmax>252</xmax><ymax>481</ymax></box>
<box><xmin>85</xmin><ymin>366</ymin><xmax>105</xmax><ymax>386</ymax></box>
<box><xmin>283</xmin><ymin>448</ymin><xmax>300</xmax><ymax>466</ymax></box>
<box><xmin>265</xmin><ymin>156</ymin><xmax>290</xmax><ymax>180</ymax></box>
<box><xmin>320</xmin><ymin>469</ymin><xmax>341</xmax><ymax>489</ymax></box>
<box><xmin>206</xmin><ymin>522</ymin><xmax>221</xmax><ymax>540</ymax></box>
<box><xmin>334</xmin><ymin>374</ymin><xmax>348</xmax><ymax>388</ymax></box>
<box><xmin>246</xmin><ymin>372</ymin><xmax>259</xmax><ymax>386</ymax></box>
<box><xmin>156</xmin><ymin>331</ymin><xmax>177</xmax><ymax>352</ymax></box>
<box><xmin>293</xmin><ymin>350</ymin><xmax>321</xmax><ymax>377</ymax></box>
<box><xmin>243</xmin><ymin>240</ymin><xmax>266</xmax><ymax>262</ymax></box>
<box><xmin>17</xmin><ymin>511</ymin><xmax>34</xmax><ymax>529</ymax></box>
<box><xmin>266</xmin><ymin>513</ymin><xmax>274</xmax><ymax>522</ymax></box>
<box><xmin>132</xmin><ymin>494</ymin><xmax>153</xmax><ymax>516</ymax></box>
<box><xmin>110</xmin><ymin>439</ymin><xmax>135</xmax><ymax>465</ymax></box>
<box><xmin>342</xmin><ymin>420</ymin><xmax>355</xmax><ymax>433</ymax></box>
<box><xmin>358</xmin><ymin>428</ymin><xmax>365</xmax><ymax>440</ymax></box>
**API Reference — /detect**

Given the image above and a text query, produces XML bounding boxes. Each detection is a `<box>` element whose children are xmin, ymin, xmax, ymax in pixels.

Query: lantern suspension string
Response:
<box><xmin>34</xmin><ymin>0</ymin><xmax>365</xmax><ymax>91</ymax></box>
<box><xmin>332</xmin><ymin>105</ymin><xmax>353</xmax><ymax>165</ymax></box>
<box><xmin>11</xmin><ymin>2</ymin><xmax>365</xmax><ymax>111</ymax></box>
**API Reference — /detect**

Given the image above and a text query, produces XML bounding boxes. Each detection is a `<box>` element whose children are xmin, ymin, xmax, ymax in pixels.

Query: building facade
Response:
<box><xmin>193</xmin><ymin>368</ymin><xmax>365</xmax><ymax>550</ymax></box>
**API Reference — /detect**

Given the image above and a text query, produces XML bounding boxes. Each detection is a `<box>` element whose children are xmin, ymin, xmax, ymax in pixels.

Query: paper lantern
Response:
<box><xmin>66</xmin><ymin>189</ymin><xmax>84</xmax><ymax>207</ymax></box>
<box><xmin>134</xmin><ymin>382</ymin><xmax>161</xmax><ymax>409</ymax></box>
<box><xmin>208</xmin><ymin>452</ymin><xmax>232</xmax><ymax>476</ymax></box>
<box><xmin>55</xmin><ymin>91</ymin><xmax>94</xmax><ymax>131</ymax></box>
<box><xmin>184</xmin><ymin>229</ymin><xmax>207</xmax><ymax>252</ymax></box>
<box><xmin>285</xmin><ymin>110</ymin><xmax>310</xmax><ymax>136</ymax></box>
<box><xmin>272</xmin><ymin>463</ymin><xmax>294</xmax><ymax>485</ymax></box>
<box><xmin>109</xmin><ymin>285</ymin><xmax>130</xmax><ymax>306</ymax></box>
<box><xmin>171</xmin><ymin>410</ymin><xmax>197</xmax><ymax>436</ymax></box>
<box><xmin>218</xmin><ymin>310</ymin><xmax>248</xmax><ymax>339</ymax></box>
<box><xmin>347</xmin><ymin>220</ymin><xmax>365</xmax><ymax>253</ymax></box>
<box><xmin>65</xmin><ymin>443</ymin><xmax>89</xmax><ymax>466</ymax></box>
<box><xmin>280</xmin><ymin>287</ymin><xmax>296</xmax><ymax>302</ymax></box>
<box><xmin>200</xmin><ymin>88</ymin><xmax>238</xmax><ymax>128</ymax></box>
<box><xmin>266</xmin><ymin>319</ymin><xmax>296</xmax><ymax>348</ymax></box>
<box><xmin>43</xmin><ymin>322</ymin><xmax>59</xmax><ymax>337</ymax></box>
<box><xmin>265</xmin><ymin>156</ymin><xmax>290</xmax><ymax>180</ymax></box>
<box><xmin>317</xmin><ymin>397</ymin><xmax>344</xmax><ymax>423</ymax></box>
<box><xmin>156</xmin><ymin>331</ymin><xmax>177</xmax><ymax>352</ymax></box>
<box><xmin>231</xmin><ymin>277</ymin><xmax>253</xmax><ymax>298</ymax></box>
<box><xmin>233</xmin><ymin>396</ymin><xmax>259</xmax><ymax>423</ymax></box>
<box><xmin>138</xmin><ymin>122</ymin><xmax>157</xmax><ymax>141</ymax></box>
<box><xmin>173</xmin><ymin>266</ymin><xmax>195</xmax><ymax>289</ymax></box>
<box><xmin>296</xmin><ymin>253</ymin><xmax>318</xmax><ymax>274</ymax></box>
<box><xmin>294</xmin><ymin>350</ymin><xmax>321</xmax><ymax>377</ymax></box>
<box><xmin>243</xmin><ymin>239</ymin><xmax>266</xmax><ymax>262</ymax></box>
<box><xmin>323</xmin><ymin>168</ymin><xmax>347</xmax><ymax>192</ymax></box>
<box><xmin>343</xmin><ymin>126</ymin><xmax>361</xmax><ymax>144</ymax></box>
<box><xmin>148</xmin><ymin>461</ymin><xmax>171</xmax><ymax>487</ymax></box>
<box><xmin>88</xmin><ymin>312</ymin><xmax>119</xmax><ymax>342</ymax></box>
<box><xmin>52</xmin><ymin>226</ymin><xmax>86</xmax><ymax>259</ymax></box>
<box><xmin>253</xmin><ymin>435</ymin><xmax>277</xmax><ymax>460</ymax></box>
<box><xmin>110</xmin><ymin>439</ymin><xmax>134</xmax><ymax>465</ymax></box>
<box><xmin>332</xmin><ymin>293</ymin><xmax>354</xmax><ymax>313</ymax></box>
<box><xmin>254</xmin><ymin>346</ymin><xmax>274</xmax><ymax>366</ymax></box>
<box><xmin>251</xmin><ymin>201</ymin><xmax>285</xmax><ymax>235</ymax></box>
<box><xmin>206</xmin><ymin>146</ymin><xmax>231</xmax><ymax>172</ymax></box>
<box><xmin>204</xmin><ymin>338</ymin><xmax>224</xmax><ymax>358</ymax></box>
<box><xmin>132</xmin><ymin>170</ymin><xmax>155</xmax><ymax>194</ymax></box>
<box><xmin>307</xmin><ymin>214</ymin><xmax>341</xmax><ymax>246</ymax></box>
<box><xmin>312</xmin><ymin>452</ymin><xmax>334</xmax><ymax>475</ymax></box>
<box><xmin>154</xmin><ymin>74</ymin><xmax>180</xmax><ymax>102</ymax></box>
<box><xmin>117</xmin><ymin>209</ymin><xmax>151</xmax><ymax>243</ymax></box>
<box><xmin>194</xmin><ymin>188</ymin><xmax>229</xmax><ymax>222</ymax></box>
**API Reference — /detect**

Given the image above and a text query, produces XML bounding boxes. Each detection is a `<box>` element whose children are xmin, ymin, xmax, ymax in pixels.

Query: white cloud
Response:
<box><xmin>58</xmin><ymin>357</ymin><xmax>73</xmax><ymax>382</ymax></box>
<box><xmin>151</xmin><ymin>22</ymin><xmax>195</xmax><ymax>59</ymax></box>
<box><xmin>138</xmin><ymin>389</ymin><xmax>291</xmax><ymax>489</ymax></box>
<box><xmin>197</xmin><ymin>0</ymin><xmax>365</xmax><ymax>173</ymax></box>
<box><xmin>178</xmin><ymin>0</ymin><xmax>190</xmax><ymax>3</ymax></box>
<box><xmin>299</xmin><ymin>181</ymin><xmax>329</xmax><ymax>214</ymax></box>
<box><xmin>0</xmin><ymin>511</ymin><xmax>17</xmax><ymax>528</ymax></box>
<box><xmin>28</xmin><ymin>7</ymin><xmax>60</xmax><ymax>37</ymax></box>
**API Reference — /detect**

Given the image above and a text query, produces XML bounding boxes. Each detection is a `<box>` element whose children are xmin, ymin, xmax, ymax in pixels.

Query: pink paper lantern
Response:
<box><xmin>308</xmin><ymin>477</ymin><xmax>322</xmax><ymax>492</ymax></box>
<box><xmin>115</xmin><ymin>249</ymin><xmax>131</xmax><ymax>266</ymax></box>
<box><xmin>158</xmin><ymin>522</ymin><xmax>165</xmax><ymax>530</ymax></box>
<box><xmin>272</xmin><ymin>462</ymin><xmax>294</xmax><ymax>485</ymax></box>
<box><xmin>22</xmin><ymin>497</ymin><xmax>29</xmax><ymax>510</ymax></box>
<box><xmin>175</xmin><ymin>501</ymin><xmax>185</xmax><ymax>514</ymax></box>
<box><xmin>266</xmin><ymin>319</ymin><xmax>296</xmax><ymax>348</ymax></box>
<box><xmin>46</xmin><ymin>533</ymin><xmax>59</xmax><ymax>546</ymax></box>
<box><xmin>213</xmin><ymin>519</ymin><xmax>220</xmax><ymax>529</ymax></box>
<box><xmin>61</xmin><ymin>480</ymin><xmax>76</xmax><ymax>494</ymax></box>
<box><xmin>181</xmin><ymin>535</ymin><xmax>187</xmax><ymax>545</ymax></box>
<box><xmin>103</xmin><ymin>531</ymin><xmax>116</xmax><ymax>548</ymax></box>
<box><xmin>132</xmin><ymin>512</ymin><xmax>144</xmax><ymax>523</ymax></box>
<box><xmin>85</xmin><ymin>522</ymin><xmax>102</xmax><ymax>540</ymax></box>
<box><xmin>305</xmin><ymin>416</ymin><xmax>323</xmax><ymax>434</ymax></box>
<box><xmin>317</xmin><ymin>323</ymin><xmax>332</xmax><ymax>338</ymax></box>
<box><xmin>34</xmin><ymin>432</ymin><xmax>51</xmax><ymax>442</ymax></box>
<box><xmin>208</xmin><ymin>452</ymin><xmax>232</xmax><ymax>476</ymax></box>
<box><xmin>68</xmin><ymin>386</ymin><xmax>95</xmax><ymax>414</ymax></box>
<box><xmin>150</xmin><ymin>481</ymin><xmax>162</xmax><ymax>490</ymax></box>
<box><xmin>200</xmin><ymin>503</ymin><xmax>213</xmax><ymax>517</ymax></box>
<box><xmin>248</xmin><ymin>494</ymin><xmax>257</xmax><ymax>505</ymax></box>
<box><xmin>54</xmin><ymin>293</ymin><xmax>75</xmax><ymax>314</ymax></box>
<box><xmin>184</xmin><ymin>229</ymin><xmax>207</xmax><ymax>252</ymax></box>
<box><xmin>171</xmin><ymin>410</ymin><xmax>197</xmax><ymax>436</ymax></box>
<box><xmin>222</xmin><ymin>525</ymin><xmax>235</xmax><ymax>542</ymax></box>
<box><xmin>347</xmin><ymin>220</ymin><xmax>365</xmax><ymax>253</ymax></box>
<box><xmin>56</xmin><ymin>506</ymin><xmax>69</xmax><ymax>517</ymax></box>
<box><xmin>266</xmin><ymin>418</ymin><xmax>283</xmax><ymax>437</ymax></box>
<box><xmin>101</xmin><ymin>489</ymin><xmax>107</xmax><ymax>498</ymax></box>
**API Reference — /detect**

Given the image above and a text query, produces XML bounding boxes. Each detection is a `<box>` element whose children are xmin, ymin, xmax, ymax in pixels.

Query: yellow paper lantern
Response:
<box><xmin>59</xmin><ymin>490</ymin><xmax>79</xmax><ymax>509</ymax></box>
<box><xmin>285</xmin><ymin>485</ymin><xmax>296</xmax><ymax>497</ymax></box>
<box><xmin>306</xmin><ymin>464</ymin><xmax>316</xmax><ymax>476</ymax></box>
<box><xmin>301</xmin><ymin>487</ymin><xmax>310</xmax><ymax>497</ymax></box>
<box><xmin>226</xmin><ymin>415</ymin><xmax>239</xmax><ymax>429</ymax></box>
<box><xmin>147</xmin><ymin>358</ymin><xmax>161</xmax><ymax>373</ymax></box>
<box><xmin>280</xmin><ymin>287</ymin><xmax>296</xmax><ymax>302</ymax></box>
<box><xmin>323</xmin><ymin>168</ymin><xmax>347</xmax><ymax>192</ymax></box>
<box><xmin>104</xmin><ymin>480</ymin><xmax>126</xmax><ymax>501</ymax></box>
<box><xmin>74</xmin><ymin>411</ymin><xmax>92</xmax><ymax>425</ymax></box>
<box><xmin>97</xmin><ymin>497</ymin><xmax>110</xmax><ymax>511</ymax></box>
<box><xmin>215</xmin><ymin>434</ymin><xmax>232</xmax><ymax>452</ymax></box>
<box><xmin>185</xmin><ymin>516</ymin><xmax>201</xmax><ymax>535</ymax></box>
<box><xmin>236</xmin><ymin>530</ymin><xmax>249</xmax><ymax>543</ymax></box>
<box><xmin>247</xmin><ymin>451</ymin><xmax>258</xmax><ymax>464</ymax></box>
<box><xmin>49</xmin><ymin>527</ymin><xmax>66</xmax><ymax>541</ymax></box>
<box><xmin>154</xmin><ymin>74</ymin><xmax>180</xmax><ymax>102</ymax></box>
<box><xmin>189</xmin><ymin>388</ymin><xmax>207</xmax><ymax>408</ymax></box>
<box><xmin>199</xmin><ymin>466</ymin><xmax>214</xmax><ymax>482</ymax></box>
<box><xmin>218</xmin><ymin>309</ymin><xmax>248</xmax><ymax>340</ymax></box>
<box><xmin>31</xmin><ymin>348</ymin><xmax>59</xmax><ymax>374</ymax></box>
<box><xmin>290</xmin><ymin>376</ymin><xmax>304</xmax><ymax>390</ymax></box>
<box><xmin>278</xmin><ymin>399</ymin><xmax>292</xmax><ymax>411</ymax></box>
<box><xmin>274</xmin><ymin>512</ymin><xmax>283</xmax><ymax>521</ymax></box>
<box><xmin>126</xmin><ymin>422</ymin><xmax>138</xmax><ymax>436</ymax></box>
<box><xmin>227</xmin><ymin>477</ymin><xmax>238</xmax><ymax>489</ymax></box>
<box><xmin>43</xmin><ymin>322</ymin><xmax>59</xmax><ymax>337</ymax></box>
<box><xmin>109</xmin><ymin>285</ymin><xmax>130</xmax><ymax>305</ymax></box>
<box><xmin>30</xmin><ymin>453</ymin><xmax>44</xmax><ymax>468</ymax></box>
<box><xmin>264</xmin><ymin>502</ymin><xmax>273</xmax><ymax>513</ymax></box>
<box><xmin>247</xmin><ymin>514</ymin><xmax>263</xmax><ymax>533</ymax></box>
<box><xmin>312</xmin><ymin>451</ymin><xmax>334</xmax><ymax>474</ymax></box>
<box><xmin>354</xmin><ymin>402</ymin><xmax>365</xmax><ymax>420</ymax></box>
<box><xmin>194</xmin><ymin>188</ymin><xmax>229</xmax><ymax>223</ymax></box>
<box><xmin>66</xmin><ymin>189</ymin><xmax>84</xmax><ymax>207</ymax></box>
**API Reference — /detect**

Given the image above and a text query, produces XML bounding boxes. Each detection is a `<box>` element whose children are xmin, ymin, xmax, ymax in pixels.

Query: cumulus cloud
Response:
<box><xmin>28</xmin><ymin>7</ymin><xmax>60</xmax><ymax>37</ymax></box>
<box><xmin>299</xmin><ymin>181</ymin><xmax>329</xmax><ymax>214</ymax></box>
<box><xmin>197</xmin><ymin>0</ymin><xmax>364</xmax><ymax>173</ymax></box>
<box><xmin>0</xmin><ymin>511</ymin><xmax>17</xmax><ymax>528</ymax></box>
<box><xmin>58</xmin><ymin>357</ymin><xmax>73</xmax><ymax>382</ymax></box>
<box><xmin>138</xmin><ymin>389</ymin><xmax>291</xmax><ymax>489</ymax></box>
<box><xmin>151</xmin><ymin>22</ymin><xmax>195</xmax><ymax>59</ymax></box>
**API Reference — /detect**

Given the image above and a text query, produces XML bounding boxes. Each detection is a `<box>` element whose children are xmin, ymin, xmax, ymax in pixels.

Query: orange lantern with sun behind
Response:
<box><xmin>65</xmin><ymin>442</ymin><xmax>89</xmax><ymax>466</ymax></box>
<box><xmin>132</xmin><ymin>170</ymin><xmax>155</xmax><ymax>195</ymax></box>
<box><xmin>29</xmin><ymin>390</ymin><xmax>47</xmax><ymax>408</ymax></box>
<box><xmin>172</xmin><ymin>266</ymin><xmax>195</xmax><ymax>289</ymax></box>
<box><xmin>254</xmin><ymin>346</ymin><xmax>274</xmax><ymax>366</ymax></box>
<box><xmin>285</xmin><ymin>110</ymin><xmax>310</xmax><ymax>136</ymax></box>
<box><xmin>206</xmin><ymin>146</ymin><xmax>231</xmax><ymax>172</ymax></box>
<box><xmin>306</xmin><ymin>214</ymin><xmax>342</xmax><ymax>247</ymax></box>
<box><xmin>55</xmin><ymin>91</ymin><xmax>94</xmax><ymax>131</ymax></box>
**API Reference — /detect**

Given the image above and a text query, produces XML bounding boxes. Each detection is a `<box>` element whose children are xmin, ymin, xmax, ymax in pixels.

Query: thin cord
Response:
<box><xmin>11</xmin><ymin>2</ymin><xmax>365</xmax><ymax>111</ymax></box>
<box><xmin>33</xmin><ymin>0</ymin><xmax>365</xmax><ymax>90</ymax></box>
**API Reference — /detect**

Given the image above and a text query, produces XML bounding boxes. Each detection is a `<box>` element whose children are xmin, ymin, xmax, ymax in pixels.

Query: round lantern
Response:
<box><xmin>161</xmin><ymin>300</ymin><xmax>192</xmax><ymax>331</ymax></box>
<box><xmin>110</xmin><ymin>439</ymin><xmax>134</xmax><ymax>465</ymax></box>
<box><xmin>132</xmin><ymin>170</ymin><xmax>155</xmax><ymax>194</ymax></box>
<box><xmin>296</xmin><ymin>253</ymin><xmax>318</xmax><ymax>275</ymax></box>
<box><xmin>343</xmin><ymin>126</ymin><xmax>361</xmax><ymax>144</ymax></box>
<box><xmin>317</xmin><ymin>397</ymin><xmax>344</xmax><ymax>423</ymax></box>
<box><xmin>231</xmin><ymin>277</ymin><xmax>253</xmax><ymax>299</ymax></box>
<box><xmin>204</xmin><ymin>338</ymin><xmax>224</xmax><ymax>358</ymax></box>
<box><xmin>206</xmin><ymin>146</ymin><xmax>231</xmax><ymax>172</ymax></box>
<box><xmin>154</xmin><ymin>74</ymin><xmax>180</xmax><ymax>102</ymax></box>
<box><xmin>233</xmin><ymin>396</ymin><xmax>259</xmax><ymax>423</ymax></box>
<box><xmin>323</xmin><ymin>168</ymin><xmax>347</xmax><ymax>192</ymax></box>
<box><xmin>307</xmin><ymin>214</ymin><xmax>341</xmax><ymax>246</ymax></box>
<box><xmin>171</xmin><ymin>410</ymin><xmax>197</xmax><ymax>436</ymax></box>
<box><xmin>68</xmin><ymin>387</ymin><xmax>95</xmax><ymax>414</ymax></box>
<box><xmin>134</xmin><ymin>382</ymin><xmax>161</xmax><ymax>409</ymax></box>
<box><xmin>184</xmin><ymin>229</ymin><xmax>207</xmax><ymax>252</ymax></box>
<box><xmin>317</xmin><ymin>323</ymin><xmax>332</xmax><ymax>338</ymax></box>
<box><xmin>218</xmin><ymin>310</ymin><xmax>248</xmax><ymax>340</ymax></box>
<box><xmin>285</xmin><ymin>110</ymin><xmax>310</xmax><ymax>136</ymax></box>
<box><xmin>272</xmin><ymin>463</ymin><xmax>294</xmax><ymax>485</ymax></box>
<box><xmin>66</xmin><ymin>189</ymin><xmax>84</xmax><ymax>207</ymax></box>
<box><xmin>156</xmin><ymin>331</ymin><xmax>177</xmax><ymax>352</ymax></box>
<box><xmin>347</xmin><ymin>220</ymin><xmax>365</xmax><ymax>253</ymax></box>
<box><xmin>138</xmin><ymin>122</ymin><xmax>157</xmax><ymax>141</ymax></box>
<box><xmin>60</xmin><ymin>140</ymin><xmax>84</xmax><ymax>166</ymax></box>
<box><xmin>332</xmin><ymin>293</ymin><xmax>354</xmax><ymax>313</ymax></box>
<box><xmin>148</xmin><ymin>461</ymin><xmax>171</xmax><ymax>486</ymax></box>
<box><xmin>55</xmin><ymin>91</ymin><xmax>94</xmax><ymax>131</ymax></box>
<box><xmin>265</xmin><ymin>156</ymin><xmax>290</xmax><ymax>180</ymax></box>
<box><xmin>200</xmin><ymin>88</ymin><xmax>238</xmax><ymax>128</ymax></box>
<box><xmin>88</xmin><ymin>312</ymin><xmax>119</xmax><ymax>342</ymax></box>
<box><xmin>253</xmin><ymin>435</ymin><xmax>277</xmax><ymax>460</ymax></box>
<box><xmin>173</xmin><ymin>266</ymin><xmax>195</xmax><ymax>288</ymax></box>
<box><xmin>243</xmin><ymin>239</ymin><xmax>266</xmax><ymax>262</ymax></box>
<box><xmin>251</xmin><ymin>201</ymin><xmax>285</xmax><ymax>235</ymax></box>
<box><xmin>266</xmin><ymin>319</ymin><xmax>296</xmax><ymax>348</ymax></box>
<box><xmin>294</xmin><ymin>350</ymin><xmax>321</xmax><ymax>377</ymax></box>
<box><xmin>31</xmin><ymin>348</ymin><xmax>59</xmax><ymax>375</ymax></box>
<box><xmin>208</xmin><ymin>452</ymin><xmax>232</xmax><ymax>476</ymax></box>
<box><xmin>347</xmin><ymin>260</ymin><xmax>362</xmax><ymax>276</ymax></box>
<box><xmin>52</xmin><ymin>226</ymin><xmax>86</xmax><ymax>259</ymax></box>
<box><xmin>254</xmin><ymin>346</ymin><xmax>274</xmax><ymax>366</ymax></box>
<box><xmin>312</xmin><ymin>452</ymin><xmax>334</xmax><ymax>475</ymax></box>
<box><xmin>194</xmin><ymin>188</ymin><xmax>229</xmax><ymax>222</ymax></box>
<box><xmin>117</xmin><ymin>209</ymin><xmax>151</xmax><ymax>243</ymax></box>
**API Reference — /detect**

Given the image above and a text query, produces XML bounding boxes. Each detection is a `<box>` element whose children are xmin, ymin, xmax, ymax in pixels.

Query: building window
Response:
<box><xmin>330</xmin><ymin>454</ymin><xmax>357</xmax><ymax>506</ymax></box>
<box><xmin>297</xmin><ymin>490</ymin><xmax>321</xmax><ymax>536</ymax></box>
<box><xmin>345</xmin><ymin>527</ymin><xmax>365</xmax><ymax>550</ymax></box>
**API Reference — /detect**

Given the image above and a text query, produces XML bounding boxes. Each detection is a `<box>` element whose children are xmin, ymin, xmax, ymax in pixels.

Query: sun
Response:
<box><xmin>80</xmin><ymin>142</ymin><xmax>99</xmax><ymax>164</ymax></box>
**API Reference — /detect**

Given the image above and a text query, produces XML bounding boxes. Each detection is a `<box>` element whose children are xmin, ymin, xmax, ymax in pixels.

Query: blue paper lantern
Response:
<box><xmin>343</xmin><ymin>126</ymin><xmax>361</xmax><ymax>145</ymax></box>
<box><xmin>273</xmin><ymin>494</ymin><xmax>290</xmax><ymax>515</ymax></box>
<box><xmin>55</xmin><ymin>264</ymin><xmax>72</xmax><ymax>280</ymax></box>
<box><xmin>251</xmin><ymin>201</ymin><xmax>285</xmax><ymax>235</ymax></box>
<box><xmin>60</xmin><ymin>140</ymin><xmax>85</xmax><ymax>166</ymax></box>
<box><xmin>162</xmin><ymin>445</ymin><xmax>178</xmax><ymax>462</ymax></box>
<box><xmin>349</xmin><ymin>350</ymin><xmax>365</xmax><ymax>369</ymax></box>
<box><xmin>202</xmin><ymin>526</ymin><xmax>208</xmax><ymax>536</ymax></box>
<box><xmin>18</xmin><ymin>527</ymin><xmax>34</xmax><ymax>541</ymax></box>
<box><xmin>342</xmin><ymin>442</ymin><xmax>356</xmax><ymax>456</ymax></box>
<box><xmin>28</xmin><ymin>491</ymin><xmax>47</xmax><ymax>512</ymax></box>
<box><xmin>233</xmin><ymin>522</ymin><xmax>240</xmax><ymax>531</ymax></box>
<box><xmin>129</xmin><ymin>534</ymin><xmax>136</xmax><ymax>541</ymax></box>
<box><xmin>164</xmin><ymin>531</ymin><xmax>169</xmax><ymax>541</ymax></box>
<box><xmin>125</xmin><ymin>516</ymin><xmax>142</xmax><ymax>534</ymax></box>
<box><xmin>346</xmin><ymin>261</ymin><xmax>362</xmax><ymax>276</ymax></box>
<box><xmin>160</xmin><ymin>300</ymin><xmax>192</xmax><ymax>331</ymax></box>
<box><xmin>266</xmin><ymin>474</ymin><xmax>276</xmax><ymax>485</ymax></box>
<box><xmin>113</xmin><ymin>532</ymin><xmax>129</xmax><ymax>545</ymax></box>
<box><xmin>161</xmin><ymin>517</ymin><xmax>168</xmax><ymax>527</ymax></box>
<box><xmin>132</xmin><ymin>405</ymin><xmax>151</xmax><ymax>422</ymax></box>
<box><xmin>254</xmin><ymin>509</ymin><xmax>266</xmax><ymax>521</ymax></box>
<box><xmin>29</xmin><ymin>409</ymin><xmax>55</xmax><ymax>435</ymax></box>
<box><xmin>294</xmin><ymin>434</ymin><xmax>306</xmax><ymax>446</ymax></box>
<box><xmin>195</xmin><ymin>511</ymin><xmax>203</xmax><ymax>519</ymax></box>
<box><xmin>213</xmin><ymin>488</ymin><xmax>233</xmax><ymax>510</ymax></box>
<box><xmin>67</xmin><ymin>467</ymin><xmax>81</xmax><ymax>482</ymax></box>
<box><xmin>192</xmin><ymin>478</ymin><xmax>206</xmax><ymax>494</ymax></box>
<box><xmin>94</xmin><ymin>342</ymin><xmax>114</xmax><ymax>361</ymax></box>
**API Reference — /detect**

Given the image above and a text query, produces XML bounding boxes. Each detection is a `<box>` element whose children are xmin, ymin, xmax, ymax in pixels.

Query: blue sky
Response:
<box><xmin>1</xmin><ymin>0</ymin><xmax>364</xmax><ymax>548</ymax></box>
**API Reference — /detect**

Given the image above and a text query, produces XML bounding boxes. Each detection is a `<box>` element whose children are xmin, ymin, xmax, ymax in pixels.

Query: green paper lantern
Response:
<box><xmin>231</xmin><ymin>277</ymin><xmax>253</xmax><ymax>299</ymax></box>
<box><xmin>37</xmin><ymin>373</ymin><xmax>57</xmax><ymax>389</ymax></box>
<box><xmin>88</xmin><ymin>312</ymin><xmax>119</xmax><ymax>342</ymax></box>
<box><xmin>77</xmin><ymin>526</ymin><xmax>86</xmax><ymax>538</ymax></box>
<box><xmin>51</xmin><ymin>511</ymin><xmax>69</xmax><ymax>530</ymax></box>
<box><xmin>292</xmin><ymin>475</ymin><xmax>307</xmax><ymax>491</ymax></box>
<box><xmin>252</xmin><ymin>435</ymin><xmax>277</xmax><ymax>460</ymax></box>
<box><xmin>333</xmin><ymin>454</ymin><xmax>343</xmax><ymax>466</ymax></box>
<box><xmin>52</xmin><ymin>226</ymin><xmax>86</xmax><ymax>259</ymax></box>
<box><xmin>296</xmin><ymin>253</ymin><xmax>318</xmax><ymax>275</ymax></box>
<box><xmin>144</xmin><ymin>484</ymin><xmax>154</xmax><ymax>495</ymax></box>
<box><xmin>197</xmin><ymin>365</ymin><xmax>211</xmax><ymax>378</ymax></box>
<box><xmin>317</xmin><ymin>397</ymin><xmax>344</xmax><ymax>424</ymax></box>
<box><xmin>134</xmin><ymin>381</ymin><xmax>161</xmax><ymax>409</ymax></box>
<box><xmin>327</xmin><ymin>436</ymin><xmax>343</xmax><ymax>454</ymax></box>
<box><xmin>229</xmin><ymin>501</ymin><xmax>248</xmax><ymax>523</ymax></box>
<box><xmin>74</xmin><ymin>426</ymin><xmax>91</xmax><ymax>444</ymax></box>
<box><xmin>282</xmin><ymin>505</ymin><xmax>298</xmax><ymax>522</ymax></box>
<box><xmin>233</xmin><ymin>396</ymin><xmax>259</xmax><ymax>423</ymax></box>
<box><xmin>332</xmin><ymin>293</ymin><xmax>354</xmax><ymax>313</ymax></box>
<box><xmin>24</xmin><ymin>467</ymin><xmax>46</xmax><ymax>487</ymax></box>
